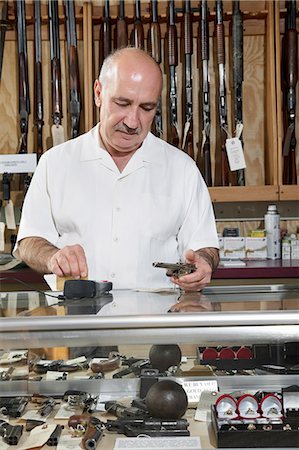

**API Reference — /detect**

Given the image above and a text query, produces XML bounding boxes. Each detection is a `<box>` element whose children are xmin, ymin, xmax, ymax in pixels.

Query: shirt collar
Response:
<box><xmin>79</xmin><ymin>123</ymin><xmax>163</xmax><ymax>166</ymax></box>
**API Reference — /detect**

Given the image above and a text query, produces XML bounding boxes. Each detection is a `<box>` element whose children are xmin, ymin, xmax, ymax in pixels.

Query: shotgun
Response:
<box><xmin>16</xmin><ymin>0</ymin><xmax>31</xmax><ymax>192</ymax></box>
<box><xmin>149</xmin><ymin>0</ymin><xmax>163</xmax><ymax>138</ymax></box>
<box><xmin>232</xmin><ymin>0</ymin><xmax>245</xmax><ymax>186</ymax></box>
<box><xmin>49</xmin><ymin>0</ymin><xmax>64</xmax><ymax>146</ymax></box>
<box><xmin>131</xmin><ymin>0</ymin><xmax>144</xmax><ymax>49</ymax></box>
<box><xmin>282</xmin><ymin>0</ymin><xmax>298</xmax><ymax>185</ymax></box>
<box><xmin>34</xmin><ymin>0</ymin><xmax>44</xmax><ymax>160</ymax></box>
<box><xmin>115</xmin><ymin>0</ymin><xmax>128</xmax><ymax>49</ymax></box>
<box><xmin>181</xmin><ymin>0</ymin><xmax>194</xmax><ymax>159</ymax></box>
<box><xmin>197</xmin><ymin>0</ymin><xmax>212</xmax><ymax>186</ymax></box>
<box><xmin>99</xmin><ymin>0</ymin><xmax>111</xmax><ymax>70</ymax></box>
<box><xmin>65</xmin><ymin>0</ymin><xmax>81</xmax><ymax>139</ymax></box>
<box><xmin>0</xmin><ymin>1</ymin><xmax>8</xmax><ymax>80</ymax></box>
<box><xmin>216</xmin><ymin>0</ymin><xmax>229</xmax><ymax>186</ymax></box>
<box><xmin>166</xmin><ymin>0</ymin><xmax>179</xmax><ymax>147</ymax></box>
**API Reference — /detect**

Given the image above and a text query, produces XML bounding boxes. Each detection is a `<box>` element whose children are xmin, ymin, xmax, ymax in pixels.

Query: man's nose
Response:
<box><xmin>124</xmin><ymin>107</ymin><xmax>140</xmax><ymax>129</ymax></box>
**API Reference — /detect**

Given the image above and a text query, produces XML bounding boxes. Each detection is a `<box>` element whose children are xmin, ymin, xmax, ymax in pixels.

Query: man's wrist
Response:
<box><xmin>196</xmin><ymin>248</ymin><xmax>219</xmax><ymax>272</ymax></box>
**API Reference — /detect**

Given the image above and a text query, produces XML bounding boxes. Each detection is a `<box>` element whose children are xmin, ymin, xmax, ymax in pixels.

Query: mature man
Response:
<box><xmin>15</xmin><ymin>48</ymin><xmax>219</xmax><ymax>291</ymax></box>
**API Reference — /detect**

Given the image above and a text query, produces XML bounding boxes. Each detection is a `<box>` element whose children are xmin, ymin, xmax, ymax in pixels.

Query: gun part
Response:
<box><xmin>0</xmin><ymin>421</ymin><xmax>23</xmax><ymax>445</ymax></box>
<box><xmin>152</xmin><ymin>262</ymin><xmax>196</xmax><ymax>277</ymax></box>
<box><xmin>90</xmin><ymin>351</ymin><xmax>121</xmax><ymax>373</ymax></box>
<box><xmin>47</xmin><ymin>424</ymin><xmax>64</xmax><ymax>446</ymax></box>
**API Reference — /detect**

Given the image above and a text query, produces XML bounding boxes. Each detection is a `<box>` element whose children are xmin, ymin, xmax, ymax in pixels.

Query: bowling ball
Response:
<box><xmin>145</xmin><ymin>379</ymin><xmax>188</xmax><ymax>419</ymax></box>
<box><xmin>149</xmin><ymin>344</ymin><xmax>181</xmax><ymax>372</ymax></box>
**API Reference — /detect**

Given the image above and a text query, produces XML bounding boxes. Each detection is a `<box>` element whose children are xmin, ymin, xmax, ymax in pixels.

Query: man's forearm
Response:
<box><xmin>196</xmin><ymin>247</ymin><xmax>219</xmax><ymax>272</ymax></box>
<box><xmin>16</xmin><ymin>237</ymin><xmax>59</xmax><ymax>274</ymax></box>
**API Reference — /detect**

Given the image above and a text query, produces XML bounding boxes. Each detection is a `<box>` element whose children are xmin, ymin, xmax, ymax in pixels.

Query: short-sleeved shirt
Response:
<box><xmin>16</xmin><ymin>125</ymin><xmax>219</xmax><ymax>289</ymax></box>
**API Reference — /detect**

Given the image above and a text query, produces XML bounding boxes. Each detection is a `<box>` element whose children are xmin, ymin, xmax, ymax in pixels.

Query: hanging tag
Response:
<box><xmin>51</xmin><ymin>124</ymin><xmax>65</xmax><ymax>147</ymax></box>
<box><xmin>0</xmin><ymin>222</ymin><xmax>5</xmax><ymax>251</ymax></box>
<box><xmin>235</xmin><ymin>123</ymin><xmax>244</xmax><ymax>140</ymax></box>
<box><xmin>4</xmin><ymin>200</ymin><xmax>16</xmax><ymax>230</ymax></box>
<box><xmin>225</xmin><ymin>138</ymin><xmax>246</xmax><ymax>171</ymax></box>
<box><xmin>181</xmin><ymin>121</ymin><xmax>190</xmax><ymax>150</ymax></box>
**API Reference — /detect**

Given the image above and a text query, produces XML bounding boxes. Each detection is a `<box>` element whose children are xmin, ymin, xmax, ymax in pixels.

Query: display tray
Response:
<box><xmin>211</xmin><ymin>389</ymin><xmax>299</xmax><ymax>449</ymax></box>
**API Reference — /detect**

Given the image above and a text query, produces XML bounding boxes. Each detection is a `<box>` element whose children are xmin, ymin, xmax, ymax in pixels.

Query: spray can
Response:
<box><xmin>264</xmin><ymin>205</ymin><xmax>281</xmax><ymax>259</ymax></box>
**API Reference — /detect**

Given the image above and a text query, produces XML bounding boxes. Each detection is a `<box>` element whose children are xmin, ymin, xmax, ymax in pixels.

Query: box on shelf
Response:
<box><xmin>245</xmin><ymin>237</ymin><xmax>267</xmax><ymax>259</ymax></box>
<box><xmin>223</xmin><ymin>237</ymin><xmax>246</xmax><ymax>260</ymax></box>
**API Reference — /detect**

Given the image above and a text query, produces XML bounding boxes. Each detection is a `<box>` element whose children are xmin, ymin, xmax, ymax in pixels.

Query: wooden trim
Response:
<box><xmin>83</xmin><ymin>1</ymin><xmax>94</xmax><ymax>132</ymax></box>
<box><xmin>209</xmin><ymin>186</ymin><xmax>279</xmax><ymax>203</ymax></box>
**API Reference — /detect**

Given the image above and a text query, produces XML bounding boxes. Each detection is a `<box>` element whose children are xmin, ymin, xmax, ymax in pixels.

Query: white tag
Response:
<box><xmin>66</xmin><ymin>356</ymin><xmax>87</xmax><ymax>365</ymax></box>
<box><xmin>17</xmin><ymin>423</ymin><xmax>56</xmax><ymax>450</ymax></box>
<box><xmin>57</xmin><ymin>435</ymin><xmax>82</xmax><ymax>450</ymax></box>
<box><xmin>194</xmin><ymin>390</ymin><xmax>222</xmax><ymax>422</ymax></box>
<box><xmin>235</xmin><ymin>123</ymin><xmax>243</xmax><ymax>139</ymax></box>
<box><xmin>0</xmin><ymin>222</ymin><xmax>5</xmax><ymax>251</ymax></box>
<box><xmin>4</xmin><ymin>200</ymin><xmax>16</xmax><ymax>229</ymax></box>
<box><xmin>182</xmin><ymin>379</ymin><xmax>218</xmax><ymax>404</ymax></box>
<box><xmin>181</xmin><ymin>121</ymin><xmax>190</xmax><ymax>150</ymax></box>
<box><xmin>55</xmin><ymin>402</ymin><xmax>80</xmax><ymax>419</ymax></box>
<box><xmin>0</xmin><ymin>153</ymin><xmax>37</xmax><ymax>174</ymax></box>
<box><xmin>51</xmin><ymin>124</ymin><xmax>65</xmax><ymax>146</ymax></box>
<box><xmin>225</xmin><ymin>138</ymin><xmax>246</xmax><ymax>171</ymax></box>
<box><xmin>46</xmin><ymin>370</ymin><xmax>66</xmax><ymax>380</ymax></box>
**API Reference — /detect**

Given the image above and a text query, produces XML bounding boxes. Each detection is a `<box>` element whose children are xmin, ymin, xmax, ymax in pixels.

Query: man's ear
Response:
<box><xmin>94</xmin><ymin>79</ymin><xmax>102</xmax><ymax>107</ymax></box>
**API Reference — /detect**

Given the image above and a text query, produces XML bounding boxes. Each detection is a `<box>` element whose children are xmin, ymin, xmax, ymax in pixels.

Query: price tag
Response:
<box><xmin>182</xmin><ymin>379</ymin><xmax>218</xmax><ymax>404</ymax></box>
<box><xmin>225</xmin><ymin>138</ymin><xmax>246</xmax><ymax>171</ymax></box>
<box><xmin>57</xmin><ymin>436</ymin><xmax>82</xmax><ymax>450</ymax></box>
<box><xmin>0</xmin><ymin>222</ymin><xmax>5</xmax><ymax>251</ymax></box>
<box><xmin>0</xmin><ymin>153</ymin><xmax>37</xmax><ymax>174</ymax></box>
<box><xmin>4</xmin><ymin>200</ymin><xmax>16</xmax><ymax>230</ymax></box>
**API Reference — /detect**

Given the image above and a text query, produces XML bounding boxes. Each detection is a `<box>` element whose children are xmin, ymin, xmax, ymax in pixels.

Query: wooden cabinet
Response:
<box><xmin>0</xmin><ymin>1</ymin><xmax>297</xmax><ymax>208</ymax></box>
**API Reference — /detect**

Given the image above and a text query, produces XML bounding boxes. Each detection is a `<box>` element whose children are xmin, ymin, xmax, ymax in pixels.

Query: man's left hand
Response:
<box><xmin>170</xmin><ymin>248</ymin><xmax>219</xmax><ymax>291</ymax></box>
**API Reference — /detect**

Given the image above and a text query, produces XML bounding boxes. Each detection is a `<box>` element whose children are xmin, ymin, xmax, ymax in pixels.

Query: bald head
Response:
<box><xmin>99</xmin><ymin>47</ymin><xmax>163</xmax><ymax>94</ymax></box>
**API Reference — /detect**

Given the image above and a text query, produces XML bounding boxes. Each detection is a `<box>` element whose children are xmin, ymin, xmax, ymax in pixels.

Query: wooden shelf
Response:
<box><xmin>209</xmin><ymin>186</ymin><xmax>279</xmax><ymax>203</ymax></box>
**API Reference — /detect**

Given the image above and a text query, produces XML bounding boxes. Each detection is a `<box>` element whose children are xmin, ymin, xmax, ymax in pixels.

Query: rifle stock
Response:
<box><xmin>131</xmin><ymin>0</ymin><xmax>144</xmax><ymax>49</ymax></box>
<box><xmin>115</xmin><ymin>0</ymin><xmax>128</xmax><ymax>49</ymax></box>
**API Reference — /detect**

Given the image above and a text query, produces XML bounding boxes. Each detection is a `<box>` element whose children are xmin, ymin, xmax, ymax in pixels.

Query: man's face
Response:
<box><xmin>94</xmin><ymin>62</ymin><xmax>162</xmax><ymax>155</ymax></box>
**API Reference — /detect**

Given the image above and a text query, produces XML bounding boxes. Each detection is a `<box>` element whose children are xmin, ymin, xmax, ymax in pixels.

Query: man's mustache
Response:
<box><xmin>114</xmin><ymin>123</ymin><xmax>141</xmax><ymax>135</ymax></box>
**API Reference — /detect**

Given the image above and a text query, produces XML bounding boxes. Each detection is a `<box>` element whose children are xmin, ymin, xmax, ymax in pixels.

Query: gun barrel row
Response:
<box><xmin>2</xmin><ymin>1</ymin><xmax>297</xmax><ymax>189</ymax></box>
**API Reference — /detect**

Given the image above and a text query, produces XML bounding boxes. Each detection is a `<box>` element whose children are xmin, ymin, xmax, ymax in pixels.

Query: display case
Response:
<box><xmin>0</xmin><ymin>284</ymin><xmax>298</xmax><ymax>449</ymax></box>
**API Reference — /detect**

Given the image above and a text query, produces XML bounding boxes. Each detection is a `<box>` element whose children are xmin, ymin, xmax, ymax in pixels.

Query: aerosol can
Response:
<box><xmin>264</xmin><ymin>205</ymin><xmax>281</xmax><ymax>259</ymax></box>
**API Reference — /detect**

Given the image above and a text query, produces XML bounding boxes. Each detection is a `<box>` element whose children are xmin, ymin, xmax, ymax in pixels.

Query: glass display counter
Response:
<box><xmin>0</xmin><ymin>284</ymin><xmax>298</xmax><ymax>449</ymax></box>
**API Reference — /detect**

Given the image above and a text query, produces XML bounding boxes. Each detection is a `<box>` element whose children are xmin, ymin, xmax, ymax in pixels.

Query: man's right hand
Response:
<box><xmin>48</xmin><ymin>244</ymin><xmax>88</xmax><ymax>279</ymax></box>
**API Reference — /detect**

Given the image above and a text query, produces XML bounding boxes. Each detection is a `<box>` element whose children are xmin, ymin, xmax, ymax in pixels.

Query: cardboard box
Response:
<box><xmin>223</xmin><ymin>237</ymin><xmax>245</xmax><ymax>259</ymax></box>
<box><xmin>245</xmin><ymin>237</ymin><xmax>267</xmax><ymax>259</ymax></box>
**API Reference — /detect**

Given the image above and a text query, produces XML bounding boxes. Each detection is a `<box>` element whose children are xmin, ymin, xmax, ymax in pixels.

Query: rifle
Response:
<box><xmin>65</xmin><ymin>0</ymin><xmax>81</xmax><ymax>139</ymax></box>
<box><xmin>34</xmin><ymin>0</ymin><xmax>44</xmax><ymax>160</ymax></box>
<box><xmin>197</xmin><ymin>0</ymin><xmax>212</xmax><ymax>186</ymax></box>
<box><xmin>232</xmin><ymin>1</ymin><xmax>245</xmax><ymax>186</ymax></box>
<box><xmin>0</xmin><ymin>1</ymin><xmax>8</xmax><ymax>80</ymax></box>
<box><xmin>16</xmin><ymin>0</ymin><xmax>31</xmax><ymax>192</ymax></box>
<box><xmin>149</xmin><ymin>0</ymin><xmax>163</xmax><ymax>138</ymax></box>
<box><xmin>49</xmin><ymin>0</ymin><xmax>64</xmax><ymax>146</ymax></box>
<box><xmin>166</xmin><ymin>0</ymin><xmax>179</xmax><ymax>147</ymax></box>
<box><xmin>113</xmin><ymin>358</ymin><xmax>151</xmax><ymax>378</ymax></box>
<box><xmin>282</xmin><ymin>0</ymin><xmax>298</xmax><ymax>185</ymax></box>
<box><xmin>99</xmin><ymin>0</ymin><xmax>111</xmax><ymax>70</ymax></box>
<box><xmin>115</xmin><ymin>0</ymin><xmax>128</xmax><ymax>49</ymax></box>
<box><xmin>131</xmin><ymin>0</ymin><xmax>144</xmax><ymax>49</ymax></box>
<box><xmin>181</xmin><ymin>0</ymin><xmax>194</xmax><ymax>159</ymax></box>
<box><xmin>216</xmin><ymin>0</ymin><xmax>229</xmax><ymax>186</ymax></box>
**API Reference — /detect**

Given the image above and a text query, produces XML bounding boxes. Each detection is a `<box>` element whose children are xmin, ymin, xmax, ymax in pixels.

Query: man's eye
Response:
<box><xmin>141</xmin><ymin>105</ymin><xmax>156</xmax><ymax>112</ymax></box>
<box><xmin>115</xmin><ymin>101</ymin><xmax>128</xmax><ymax>107</ymax></box>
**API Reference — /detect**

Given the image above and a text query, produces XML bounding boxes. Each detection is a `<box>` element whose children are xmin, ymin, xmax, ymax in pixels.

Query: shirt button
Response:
<box><xmin>111</xmin><ymin>273</ymin><xmax>115</xmax><ymax>278</ymax></box>
<box><xmin>116</xmin><ymin>207</ymin><xmax>120</xmax><ymax>212</ymax></box>
<box><xmin>113</xmin><ymin>237</ymin><xmax>119</xmax><ymax>242</ymax></box>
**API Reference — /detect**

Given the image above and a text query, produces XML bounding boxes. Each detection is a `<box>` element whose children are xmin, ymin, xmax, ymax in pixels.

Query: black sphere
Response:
<box><xmin>145</xmin><ymin>379</ymin><xmax>188</xmax><ymax>419</ymax></box>
<box><xmin>149</xmin><ymin>344</ymin><xmax>182</xmax><ymax>372</ymax></box>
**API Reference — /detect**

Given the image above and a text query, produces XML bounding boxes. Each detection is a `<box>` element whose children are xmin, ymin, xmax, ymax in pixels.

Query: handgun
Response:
<box><xmin>0</xmin><ymin>420</ymin><xmax>23</xmax><ymax>445</ymax></box>
<box><xmin>153</xmin><ymin>262</ymin><xmax>196</xmax><ymax>277</ymax></box>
